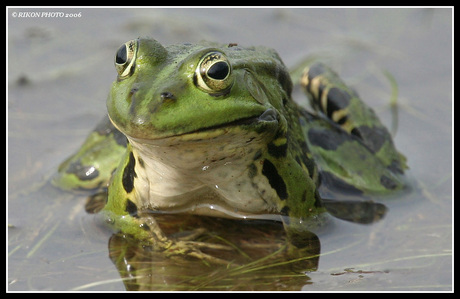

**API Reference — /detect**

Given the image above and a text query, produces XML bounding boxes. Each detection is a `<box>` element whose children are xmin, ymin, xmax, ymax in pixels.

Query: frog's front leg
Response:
<box><xmin>135</xmin><ymin>212</ymin><xmax>235</xmax><ymax>264</ymax></box>
<box><xmin>104</xmin><ymin>209</ymin><xmax>234</xmax><ymax>264</ymax></box>
<box><xmin>103</xmin><ymin>146</ymin><xmax>233</xmax><ymax>264</ymax></box>
<box><xmin>258</xmin><ymin>133</ymin><xmax>324</xmax><ymax>267</ymax></box>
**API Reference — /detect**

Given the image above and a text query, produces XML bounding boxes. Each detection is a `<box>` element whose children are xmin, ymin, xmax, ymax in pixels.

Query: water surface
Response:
<box><xmin>8</xmin><ymin>7</ymin><xmax>452</xmax><ymax>291</ymax></box>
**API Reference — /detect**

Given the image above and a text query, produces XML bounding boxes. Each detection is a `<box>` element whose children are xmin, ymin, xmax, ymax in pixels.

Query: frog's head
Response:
<box><xmin>107</xmin><ymin>38</ymin><xmax>292</xmax><ymax>144</ymax></box>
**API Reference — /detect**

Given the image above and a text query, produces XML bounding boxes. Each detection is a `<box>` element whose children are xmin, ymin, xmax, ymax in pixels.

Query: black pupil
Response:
<box><xmin>116</xmin><ymin>45</ymin><xmax>127</xmax><ymax>64</ymax></box>
<box><xmin>207</xmin><ymin>61</ymin><xmax>229</xmax><ymax>80</ymax></box>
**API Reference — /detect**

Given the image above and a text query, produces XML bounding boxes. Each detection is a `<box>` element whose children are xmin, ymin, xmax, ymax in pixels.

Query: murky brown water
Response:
<box><xmin>8</xmin><ymin>7</ymin><xmax>452</xmax><ymax>291</ymax></box>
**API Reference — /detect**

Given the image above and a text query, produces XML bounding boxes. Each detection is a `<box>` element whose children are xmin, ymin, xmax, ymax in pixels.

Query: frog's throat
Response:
<box><xmin>123</xmin><ymin>109</ymin><xmax>282</xmax><ymax>218</ymax></box>
<box><xmin>128</xmin><ymin>137</ymin><xmax>281</xmax><ymax>218</ymax></box>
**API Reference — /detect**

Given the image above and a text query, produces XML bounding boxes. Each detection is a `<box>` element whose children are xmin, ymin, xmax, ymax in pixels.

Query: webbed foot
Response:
<box><xmin>138</xmin><ymin>214</ymin><xmax>235</xmax><ymax>265</ymax></box>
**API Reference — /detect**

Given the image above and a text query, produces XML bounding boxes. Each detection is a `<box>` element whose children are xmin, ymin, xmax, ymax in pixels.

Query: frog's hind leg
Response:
<box><xmin>299</xmin><ymin>63</ymin><xmax>408</xmax><ymax>194</ymax></box>
<box><xmin>53</xmin><ymin>115</ymin><xmax>127</xmax><ymax>190</ymax></box>
<box><xmin>301</xmin><ymin>63</ymin><xmax>407</xmax><ymax>173</ymax></box>
<box><xmin>300</xmin><ymin>62</ymin><xmax>407</xmax><ymax>175</ymax></box>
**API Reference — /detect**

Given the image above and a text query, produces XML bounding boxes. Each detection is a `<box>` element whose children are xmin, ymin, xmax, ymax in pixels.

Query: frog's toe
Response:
<box><xmin>171</xmin><ymin>227</ymin><xmax>207</xmax><ymax>241</ymax></box>
<box><xmin>169</xmin><ymin>230</ymin><xmax>236</xmax><ymax>264</ymax></box>
<box><xmin>139</xmin><ymin>214</ymin><xmax>235</xmax><ymax>264</ymax></box>
<box><xmin>165</xmin><ymin>240</ymin><xmax>235</xmax><ymax>265</ymax></box>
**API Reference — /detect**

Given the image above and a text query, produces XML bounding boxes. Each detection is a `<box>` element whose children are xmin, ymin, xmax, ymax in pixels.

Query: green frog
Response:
<box><xmin>54</xmin><ymin>38</ymin><xmax>407</xmax><ymax>262</ymax></box>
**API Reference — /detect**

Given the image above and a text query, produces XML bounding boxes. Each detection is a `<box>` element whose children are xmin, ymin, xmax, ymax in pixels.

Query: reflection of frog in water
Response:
<box><xmin>54</xmin><ymin>38</ymin><xmax>407</xmax><ymax>264</ymax></box>
<box><xmin>107</xmin><ymin>214</ymin><xmax>321</xmax><ymax>291</ymax></box>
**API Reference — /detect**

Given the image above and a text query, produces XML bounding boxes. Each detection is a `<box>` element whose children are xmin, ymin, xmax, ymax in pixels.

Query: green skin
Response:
<box><xmin>54</xmin><ymin>38</ymin><xmax>407</xmax><ymax>261</ymax></box>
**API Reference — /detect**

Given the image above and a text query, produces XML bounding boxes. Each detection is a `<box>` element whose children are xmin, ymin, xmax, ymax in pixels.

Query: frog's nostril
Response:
<box><xmin>160</xmin><ymin>92</ymin><xmax>176</xmax><ymax>102</ymax></box>
<box><xmin>126</xmin><ymin>87</ymin><xmax>138</xmax><ymax>104</ymax></box>
<box><xmin>145</xmin><ymin>91</ymin><xmax>176</xmax><ymax>114</ymax></box>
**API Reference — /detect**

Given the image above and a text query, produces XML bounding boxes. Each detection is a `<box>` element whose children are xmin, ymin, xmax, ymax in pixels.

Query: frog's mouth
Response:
<box><xmin>187</xmin><ymin>108</ymin><xmax>278</xmax><ymax>135</ymax></box>
<box><xmin>167</xmin><ymin>108</ymin><xmax>280</xmax><ymax>144</ymax></box>
<box><xmin>113</xmin><ymin>108</ymin><xmax>279</xmax><ymax>144</ymax></box>
<box><xmin>125</xmin><ymin>108</ymin><xmax>280</xmax><ymax>174</ymax></box>
<box><xmin>117</xmin><ymin>108</ymin><xmax>279</xmax><ymax>144</ymax></box>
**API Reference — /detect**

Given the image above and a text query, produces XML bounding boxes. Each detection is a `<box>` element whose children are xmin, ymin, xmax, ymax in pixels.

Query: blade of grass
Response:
<box><xmin>26</xmin><ymin>220</ymin><xmax>61</xmax><ymax>258</ymax></box>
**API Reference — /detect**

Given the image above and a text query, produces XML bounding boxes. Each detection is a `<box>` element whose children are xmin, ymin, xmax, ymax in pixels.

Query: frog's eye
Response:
<box><xmin>114</xmin><ymin>40</ymin><xmax>138</xmax><ymax>79</ymax></box>
<box><xmin>195</xmin><ymin>51</ymin><xmax>233</xmax><ymax>95</ymax></box>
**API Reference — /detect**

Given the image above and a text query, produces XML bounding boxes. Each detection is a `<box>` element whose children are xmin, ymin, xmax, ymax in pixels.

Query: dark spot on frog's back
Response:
<box><xmin>353</xmin><ymin>125</ymin><xmax>388</xmax><ymax>153</ymax></box>
<box><xmin>307</xmin><ymin>127</ymin><xmax>348</xmax><ymax>151</ymax></box>
<box><xmin>325</xmin><ymin>87</ymin><xmax>351</xmax><ymax>118</ymax></box>
<box><xmin>66</xmin><ymin>160</ymin><xmax>99</xmax><ymax>181</ymax></box>
<box><xmin>387</xmin><ymin>159</ymin><xmax>404</xmax><ymax>175</ymax></box>
<box><xmin>320</xmin><ymin>171</ymin><xmax>363</xmax><ymax>195</ymax></box>
<box><xmin>380</xmin><ymin>174</ymin><xmax>399</xmax><ymax>190</ymax></box>
<box><xmin>308</xmin><ymin>63</ymin><xmax>327</xmax><ymax>79</ymax></box>
<box><xmin>122</xmin><ymin>152</ymin><xmax>136</xmax><ymax>193</ymax></box>
<box><xmin>262</xmin><ymin>159</ymin><xmax>288</xmax><ymax>200</ymax></box>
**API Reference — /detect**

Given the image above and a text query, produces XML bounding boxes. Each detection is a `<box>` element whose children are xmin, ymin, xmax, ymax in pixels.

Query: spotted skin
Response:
<box><xmin>122</xmin><ymin>152</ymin><xmax>136</xmax><ymax>194</ymax></box>
<box><xmin>300</xmin><ymin>62</ymin><xmax>407</xmax><ymax>194</ymax></box>
<box><xmin>55</xmin><ymin>39</ymin><xmax>408</xmax><ymax>261</ymax></box>
<box><xmin>53</xmin><ymin>116</ymin><xmax>127</xmax><ymax>190</ymax></box>
<box><xmin>57</xmin><ymin>64</ymin><xmax>405</xmax><ymax>209</ymax></box>
<box><xmin>261</xmin><ymin>159</ymin><xmax>288</xmax><ymax>200</ymax></box>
